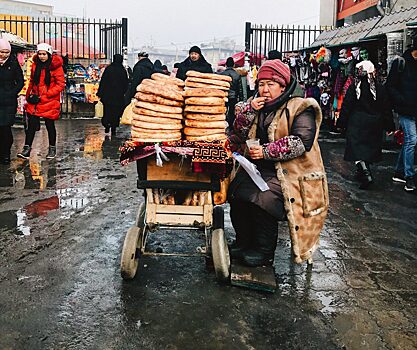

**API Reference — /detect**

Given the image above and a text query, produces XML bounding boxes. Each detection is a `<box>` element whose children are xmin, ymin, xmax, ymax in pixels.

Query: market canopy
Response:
<box><xmin>0</xmin><ymin>29</ymin><xmax>32</xmax><ymax>49</ymax></box>
<box><xmin>306</xmin><ymin>5</ymin><xmax>417</xmax><ymax>49</ymax></box>
<box><xmin>45</xmin><ymin>38</ymin><xmax>105</xmax><ymax>59</ymax></box>
<box><xmin>217</xmin><ymin>51</ymin><xmax>265</xmax><ymax>67</ymax></box>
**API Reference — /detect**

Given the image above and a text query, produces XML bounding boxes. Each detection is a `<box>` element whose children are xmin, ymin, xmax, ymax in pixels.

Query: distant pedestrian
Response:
<box><xmin>0</xmin><ymin>38</ymin><xmax>24</xmax><ymax>164</ymax></box>
<box><xmin>337</xmin><ymin>61</ymin><xmax>394</xmax><ymax>189</ymax></box>
<box><xmin>153</xmin><ymin>59</ymin><xmax>164</xmax><ymax>74</ymax></box>
<box><xmin>267</xmin><ymin>50</ymin><xmax>282</xmax><ymax>60</ymax></box>
<box><xmin>127</xmin><ymin>52</ymin><xmax>154</xmax><ymax>100</ymax></box>
<box><xmin>176</xmin><ymin>46</ymin><xmax>212</xmax><ymax>81</ymax></box>
<box><xmin>220</xmin><ymin>57</ymin><xmax>241</xmax><ymax>127</ymax></box>
<box><xmin>97</xmin><ymin>54</ymin><xmax>129</xmax><ymax>135</ymax></box>
<box><xmin>161</xmin><ymin>65</ymin><xmax>170</xmax><ymax>75</ymax></box>
<box><xmin>17</xmin><ymin>43</ymin><xmax>65</xmax><ymax>160</ymax></box>
<box><xmin>386</xmin><ymin>39</ymin><xmax>417</xmax><ymax>192</ymax></box>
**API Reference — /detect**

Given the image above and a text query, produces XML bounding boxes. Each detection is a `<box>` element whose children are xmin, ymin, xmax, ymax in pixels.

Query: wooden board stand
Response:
<box><xmin>230</xmin><ymin>260</ymin><xmax>277</xmax><ymax>293</ymax></box>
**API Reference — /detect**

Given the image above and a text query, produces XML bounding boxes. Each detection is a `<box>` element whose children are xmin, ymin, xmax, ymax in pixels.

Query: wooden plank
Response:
<box><xmin>146</xmin><ymin>203</ymin><xmax>157</xmax><ymax>224</ymax></box>
<box><xmin>156</xmin><ymin>204</ymin><xmax>203</xmax><ymax>215</ymax></box>
<box><xmin>146</xmin><ymin>189</ymin><xmax>154</xmax><ymax>204</ymax></box>
<box><xmin>155</xmin><ymin>213</ymin><xmax>204</xmax><ymax>226</ymax></box>
<box><xmin>230</xmin><ymin>261</ymin><xmax>277</xmax><ymax>293</ymax></box>
<box><xmin>203</xmin><ymin>204</ymin><xmax>213</xmax><ymax>226</ymax></box>
<box><xmin>147</xmin><ymin>156</ymin><xmax>211</xmax><ymax>183</ymax></box>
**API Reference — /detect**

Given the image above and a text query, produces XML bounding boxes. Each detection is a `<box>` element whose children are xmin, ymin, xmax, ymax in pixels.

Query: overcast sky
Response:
<box><xmin>33</xmin><ymin>0</ymin><xmax>320</xmax><ymax>49</ymax></box>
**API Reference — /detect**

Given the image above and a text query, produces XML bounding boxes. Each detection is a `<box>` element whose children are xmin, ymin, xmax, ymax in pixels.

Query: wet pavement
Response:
<box><xmin>0</xmin><ymin>119</ymin><xmax>416</xmax><ymax>350</ymax></box>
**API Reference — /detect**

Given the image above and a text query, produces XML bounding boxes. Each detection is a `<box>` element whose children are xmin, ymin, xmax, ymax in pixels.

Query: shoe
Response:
<box><xmin>392</xmin><ymin>172</ymin><xmax>406</xmax><ymax>183</ymax></box>
<box><xmin>228</xmin><ymin>241</ymin><xmax>247</xmax><ymax>260</ymax></box>
<box><xmin>241</xmin><ymin>249</ymin><xmax>274</xmax><ymax>267</ymax></box>
<box><xmin>356</xmin><ymin>161</ymin><xmax>373</xmax><ymax>190</ymax></box>
<box><xmin>104</xmin><ymin>126</ymin><xmax>110</xmax><ymax>133</ymax></box>
<box><xmin>46</xmin><ymin>146</ymin><xmax>56</xmax><ymax>159</ymax></box>
<box><xmin>404</xmin><ymin>177</ymin><xmax>416</xmax><ymax>192</ymax></box>
<box><xmin>17</xmin><ymin>145</ymin><xmax>31</xmax><ymax>159</ymax></box>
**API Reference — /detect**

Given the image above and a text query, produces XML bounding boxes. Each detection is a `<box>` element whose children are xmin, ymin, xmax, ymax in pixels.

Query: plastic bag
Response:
<box><xmin>232</xmin><ymin>152</ymin><xmax>269</xmax><ymax>192</ymax></box>
<box><xmin>95</xmin><ymin>100</ymin><xmax>103</xmax><ymax>118</ymax></box>
<box><xmin>120</xmin><ymin>100</ymin><xmax>134</xmax><ymax>125</ymax></box>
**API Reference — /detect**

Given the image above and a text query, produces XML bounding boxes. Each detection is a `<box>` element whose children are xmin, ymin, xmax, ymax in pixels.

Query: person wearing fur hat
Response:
<box><xmin>228</xmin><ymin>59</ymin><xmax>328</xmax><ymax>267</ymax></box>
<box><xmin>17</xmin><ymin>43</ymin><xmax>65</xmax><ymax>160</ymax></box>
<box><xmin>175</xmin><ymin>45</ymin><xmax>212</xmax><ymax>81</ymax></box>
<box><xmin>337</xmin><ymin>61</ymin><xmax>394</xmax><ymax>190</ymax></box>
<box><xmin>0</xmin><ymin>38</ymin><xmax>24</xmax><ymax>164</ymax></box>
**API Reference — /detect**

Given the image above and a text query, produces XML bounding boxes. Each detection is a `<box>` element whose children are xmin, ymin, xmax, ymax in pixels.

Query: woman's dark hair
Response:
<box><xmin>33</xmin><ymin>53</ymin><xmax>52</xmax><ymax>86</ymax></box>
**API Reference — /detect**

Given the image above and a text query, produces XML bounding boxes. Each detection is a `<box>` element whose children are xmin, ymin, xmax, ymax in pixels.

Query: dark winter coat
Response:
<box><xmin>97</xmin><ymin>55</ymin><xmax>129</xmax><ymax>106</ymax></box>
<box><xmin>220</xmin><ymin>67</ymin><xmax>241</xmax><ymax>100</ymax></box>
<box><xmin>0</xmin><ymin>55</ymin><xmax>24</xmax><ymax>126</ymax></box>
<box><xmin>175</xmin><ymin>55</ymin><xmax>212</xmax><ymax>81</ymax></box>
<box><xmin>26</xmin><ymin>54</ymin><xmax>65</xmax><ymax>120</ymax></box>
<box><xmin>128</xmin><ymin>57</ymin><xmax>154</xmax><ymax>99</ymax></box>
<box><xmin>386</xmin><ymin>49</ymin><xmax>417</xmax><ymax>119</ymax></box>
<box><xmin>337</xmin><ymin>79</ymin><xmax>394</xmax><ymax>163</ymax></box>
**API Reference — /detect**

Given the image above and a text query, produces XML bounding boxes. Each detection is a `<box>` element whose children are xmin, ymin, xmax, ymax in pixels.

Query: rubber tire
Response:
<box><xmin>135</xmin><ymin>202</ymin><xmax>146</xmax><ymax>228</ymax></box>
<box><xmin>120</xmin><ymin>226</ymin><xmax>140</xmax><ymax>280</ymax></box>
<box><xmin>212</xmin><ymin>205</ymin><xmax>224</xmax><ymax>230</ymax></box>
<box><xmin>211</xmin><ymin>228</ymin><xmax>230</xmax><ymax>281</ymax></box>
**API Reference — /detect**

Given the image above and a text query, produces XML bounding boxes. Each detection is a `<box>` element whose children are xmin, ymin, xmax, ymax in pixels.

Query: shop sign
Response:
<box><xmin>337</xmin><ymin>0</ymin><xmax>378</xmax><ymax>20</ymax></box>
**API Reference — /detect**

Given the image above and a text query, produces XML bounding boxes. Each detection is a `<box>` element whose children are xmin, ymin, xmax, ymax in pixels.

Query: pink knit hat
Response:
<box><xmin>0</xmin><ymin>38</ymin><xmax>11</xmax><ymax>52</ymax></box>
<box><xmin>257</xmin><ymin>59</ymin><xmax>291</xmax><ymax>87</ymax></box>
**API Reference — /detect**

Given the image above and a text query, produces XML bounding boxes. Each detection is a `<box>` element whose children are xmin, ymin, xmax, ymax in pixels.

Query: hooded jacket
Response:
<box><xmin>128</xmin><ymin>57</ymin><xmax>154</xmax><ymax>99</ymax></box>
<box><xmin>386</xmin><ymin>49</ymin><xmax>417</xmax><ymax>118</ymax></box>
<box><xmin>176</xmin><ymin>55</ymin><xmax>212</xmax><ymax>81</ymax></box>
<box><xmin>0</xmin><ymin>54</ymin><xmax>24</xmax><ymax>126</ymax></box>
<box><xmin>25</xmin><ymin>54</ymin><xmax>65</xmax><ymax>120</ymax></box>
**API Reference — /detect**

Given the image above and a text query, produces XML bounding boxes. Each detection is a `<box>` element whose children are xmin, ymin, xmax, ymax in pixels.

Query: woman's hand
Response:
<box><xmin>250</xmin><ymin>97</ymin><xmax>267</xmax><ymax>111</ymax></box>
<box><xmin>248</xmin><ymin>145</ymin><xmax>264</xmax><ymax>160</ymax></box>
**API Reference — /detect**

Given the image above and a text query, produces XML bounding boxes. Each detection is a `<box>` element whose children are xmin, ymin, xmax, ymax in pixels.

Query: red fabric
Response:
<box><xmin>25</xmin><ymin>54</ymin><xmax>65</xmax><ymax>120</ymax></box>
<box><xmin>257</xmin><ymin>59</ymin><xmax>291</xmax><ymax>86</ymax></box>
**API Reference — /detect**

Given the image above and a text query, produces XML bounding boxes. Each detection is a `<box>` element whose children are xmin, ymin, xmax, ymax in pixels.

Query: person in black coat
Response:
<box><xmin>176</xmin><ymin>46</ymin><xmax>212</xmax><ymax>81</ymax></box>
<box><xmin>127</xmin><ymin>51</ymin><xmax>154</xmax><ymax>100</ymax></box>
<box><xmin>97</xmin><ymin>54</ymin><xmax>129</xmax><ymax>135</ymax></box>
<box><xmin>220</xmin><ymin>57</ymin><xmax>241</xmax><ymax>127</ymax></box>
<box><xmin>0</xmin><ymin>39</ymin><xmax>24</xmax><ymax>164</ymax></box>
<box><xmin>337</xmin><ymin>60</ymin><xmax>394</xmax><ymax>189</ymax></box>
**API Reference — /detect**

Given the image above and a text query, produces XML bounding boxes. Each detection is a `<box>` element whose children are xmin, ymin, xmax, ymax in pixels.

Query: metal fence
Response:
<box><xmin>245</xmin><ymin>22</ymin><xmax>329</xmax><ymax>60</ymax></box>
<box><xmin>0</xmin><ymin>16</ymin><xmax>127</xmax><ymax>116</ymax></box>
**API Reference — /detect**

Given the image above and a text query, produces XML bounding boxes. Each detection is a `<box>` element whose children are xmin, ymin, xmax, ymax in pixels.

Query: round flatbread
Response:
<box><xmin>131</xmin><ymin>128</ymin><xmax>182</xmax><ymax>142</ymax></box>
<box><xmin>186</xmin><ymin>76</ymin><xmax>231</xmax><ymax>88</ymax></box>
<box><xmin>185</xmin><ymin>81</ymin><xmax>229</xmax><ymax>91</ymax></box>
<box><xmin>141</xmin><ymin>78</ymin><xmax>183</xmax><ymax>92</ymax></box>
<box><xmin>186</xmin><ymin>133</ymin><xmax>227</xmax><ymax>142</ymax></box>
<box><xmin>132</xmin><ymin>119</ymin><xmax>182</xmax><ymax>130</ymax></box>
<box><xmin>185</xmin><ymin>119</ymin><xmax>227</xmax><ymax>129</ymax></box>
<box><xmin>133</xmin><ymin>114</ymin><xmax>183</xmax><ymax>125</ymax></box>
<box><xmin>186</xmin><ymin>70</ymin><xmax>232</xmax><ymax>82</ymax></box>
<box><xmin>151</xmin><ymin>73</ymin><xmax>185</xmax><ymax>87</ymax></box>
<box><xmin>184</xmin><ymin>105</ymin><xmax>227</xmax><ymax>114</ymax></box>
<box><xmin>185</xmin><ymin>97</ymin><xmax>225</xmax><ymax>106</ymax></box>
<box><xmin>185</xmin><ymin>113</ymin><xmax>226</xmax><ymax>121</ymax></box>
<box><xmin>135</xmin><ymin>92</ymin><xmax>183</xmax><ymax>107</ymax></box>
<box><xmin>183</xmin><ymin>88</ymin><xmax>227</xmax><ymax>98</ymax></box>
<box><xmin>137</xmin><ymin>82</ymin><xmax>184</xmax><ymax>101</ymax></box>
<box><xmin>135</xmin><ymin>101</ymin><xmax>183</xmax><ymax>114</ymax></box>
<box><xmin>183</xmin><ymin>127</ymin><xmax>226</xmax><ymax>136</ymax></box>
<box><xmin>132</xmin><ymin>106</ymin><xmax>183</xmax><ymax>120</ymax></box>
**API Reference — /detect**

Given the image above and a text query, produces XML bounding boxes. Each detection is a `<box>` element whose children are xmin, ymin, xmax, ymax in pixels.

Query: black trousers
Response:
<box><xmin>230</xmin><ymin>199</ymin><xmax>278</xmax><ymax>247</ymax></box>
<box><xmin>226</xmin><ymin>98</ymin><xmax>237</xmax><ymax>127</ymax></box>
<box><xmin>25</xmin><ymin>114</ymin><xmax>56</xmax><ymax>147</ymax></box>
<box><xmin>0</xmin><ymin>125</ymin><xmax>13</xmax><ymax>158</ymax></box>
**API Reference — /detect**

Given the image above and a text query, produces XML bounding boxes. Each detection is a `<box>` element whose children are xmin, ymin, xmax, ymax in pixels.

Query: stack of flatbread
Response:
<box><xmin>131</xmin><ymin>73</ymin><xmax>185</xmax><ymax>142</ymax></box>
<box><xmin>183</xmin><ymin>71</ymin><xmax>231</xmax><ymax>142</ymax></box>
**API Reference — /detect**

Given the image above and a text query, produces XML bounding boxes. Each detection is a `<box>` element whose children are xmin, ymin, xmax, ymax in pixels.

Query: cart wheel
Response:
<box><xmin>211</xmin><ymin>228</ymin><xmax>230</xmax><ymax>281</ymax></box>
<box><xmin>213</xmin><ymin>205</ymin><xmax>224</xmax><ymax>230</ymax></box>
<box><xmin>135</xmin><ymin>202</ymin><xmax>146</xmax><ymax>228</ymax></box>
<box><xmin>120</xmin><ymin>226</ymin><xmax>140</xmax><ymax>280</ymax></box>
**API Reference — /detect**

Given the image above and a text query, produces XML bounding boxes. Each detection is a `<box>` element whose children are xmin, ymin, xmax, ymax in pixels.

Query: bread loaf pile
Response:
<box><xmin>131</xmin><ymin>73</ymin><xmax>185</xmax><ymax>142</ymax></box>
<box><xmin>183</xmin><ymin>71</ymin><xmax>231</xmax><ymax>142</ymax></box>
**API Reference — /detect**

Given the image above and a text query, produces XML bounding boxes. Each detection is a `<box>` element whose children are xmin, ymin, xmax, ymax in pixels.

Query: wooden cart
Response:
<box><xmin>120</xmin><ymin>154</ymin><xmax>230</xmax><ymax>282</ymax></box>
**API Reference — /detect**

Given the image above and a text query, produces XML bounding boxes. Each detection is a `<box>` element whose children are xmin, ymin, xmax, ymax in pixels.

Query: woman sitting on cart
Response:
<box><xmin>228</xmin><ymin>59</ymin><xmax>328</xmax><ymax>267</ymax></box>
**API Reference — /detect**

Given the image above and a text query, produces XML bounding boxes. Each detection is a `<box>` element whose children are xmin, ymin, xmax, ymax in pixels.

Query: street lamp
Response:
<box><xmin>171</xmin><ymin>42</ymin><xmax>178</xmax><ymax>61</ymax></box>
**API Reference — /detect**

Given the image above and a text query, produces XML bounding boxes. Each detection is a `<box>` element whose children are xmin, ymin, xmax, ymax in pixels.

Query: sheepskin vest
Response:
<box><xmin>248</xmin><ymin>97</ymin><xmax>329</xmax><ymax>263</ymax></box>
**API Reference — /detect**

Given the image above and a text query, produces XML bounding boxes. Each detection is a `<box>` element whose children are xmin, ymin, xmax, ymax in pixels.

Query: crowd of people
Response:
<box><xmin>0</xmin><ymin>38</ymin><xmax>416</xmax><ymax>268</ymax></box>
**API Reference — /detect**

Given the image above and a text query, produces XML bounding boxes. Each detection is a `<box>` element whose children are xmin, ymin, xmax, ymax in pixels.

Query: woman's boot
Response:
<box><xmin>357</xmin><ymin>161</ymin><xmax>373</xmax><ymax>189</ymax></box>
<box><xmin>241</xmin><ymin>228</ymin><xmax>278</xmax><ymax>267</ymax></box>
<box><xmin>17</xmin><ymin>145</ymin><xmax>31</xmax><ymax>159</ymax></box>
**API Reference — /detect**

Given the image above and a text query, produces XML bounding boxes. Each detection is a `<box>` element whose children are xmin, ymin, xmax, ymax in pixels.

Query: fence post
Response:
<box><xmin>245</xmin><ymin>22</ymin><xmax>251</xmax><ymax>69</ymax></box>
<box><xmin>122</xmin><ymin>17</ymin><xmax>128</xmax><ymax>68</ymax></box>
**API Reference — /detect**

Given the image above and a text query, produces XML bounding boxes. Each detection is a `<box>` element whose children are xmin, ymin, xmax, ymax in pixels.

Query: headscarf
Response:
<box><xmin>355</xmin><ymin>60</ymin><xmax>376</xmax><ymax>100</ymax></box>
<box><xmin>0</xmin><ymin>38</ymin><xmax>11</xmax><ymax>65</ymax></box>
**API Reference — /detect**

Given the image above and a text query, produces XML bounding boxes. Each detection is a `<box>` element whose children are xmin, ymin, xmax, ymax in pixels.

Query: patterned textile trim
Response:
<box><xmin>262</xmin><ymin>135</ymin><xmax>305</xmax><ymax>161</ymax></box>
<box><xmin>192</xmin><ymin>140</ymin><xmax>230</xmax><ymax>164</ymax></box>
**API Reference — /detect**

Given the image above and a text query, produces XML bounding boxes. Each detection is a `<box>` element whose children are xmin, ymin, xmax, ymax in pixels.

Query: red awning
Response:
<box><xmin>218</xmin><ymin>51</ymin><xmax>266</xmax><ymax>67</ymax></box>
<box><xmin>45</xmin><ymin>38</ymin><xmax>105</xmax><ymax>59</ymax></box>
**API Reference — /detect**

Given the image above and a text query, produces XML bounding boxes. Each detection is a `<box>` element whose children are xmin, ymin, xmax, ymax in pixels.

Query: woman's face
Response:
<box><xmin>258</xmin><ymin>79</ymin><xmax>285</xmax><ymax>100</ymax></box>
<box><xmin>38</xmin><ymin>51</ymin><xmax>49</xmax><ymax>62</ymax></box>
<box><xmin>189</xmin><ymin>52</ymin><xmax>200</xmax><ymax>62</ymax></box>
<box><xmin>0</xmin><ymin>49</ymin><xmax>11</xmax><ymax>61</ymax></box>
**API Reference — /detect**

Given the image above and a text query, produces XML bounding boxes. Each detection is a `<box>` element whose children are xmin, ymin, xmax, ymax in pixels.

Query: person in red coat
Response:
<box><xmin>17</xmin><ymin>43</ymin><xmax>65</xmax><ymax>160</ymax></box>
